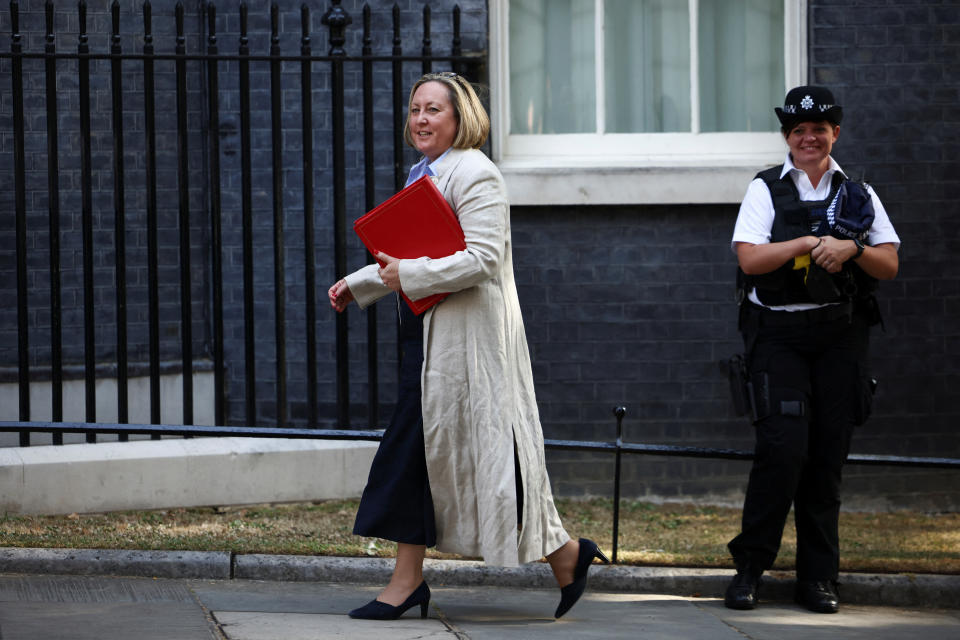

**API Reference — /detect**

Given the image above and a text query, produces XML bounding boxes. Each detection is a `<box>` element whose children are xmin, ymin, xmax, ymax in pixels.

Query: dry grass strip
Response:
<box><xmin>2</xmin><ymin>499</ymin><xmax>957</xmax><ymax>574</ymax></box>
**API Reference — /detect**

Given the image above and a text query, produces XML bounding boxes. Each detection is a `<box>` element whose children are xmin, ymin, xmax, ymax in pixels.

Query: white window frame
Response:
<box><xmin>489</xmin><ymin>0</ymin><xmax>807</xmax><ymax>205</ymax></box>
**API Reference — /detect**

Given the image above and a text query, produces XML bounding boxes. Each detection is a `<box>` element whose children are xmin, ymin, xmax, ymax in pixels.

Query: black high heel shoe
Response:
<box><xmin>554</xmin><ymin>538</ymin><xmax>610</xmax><ymax>619</ymax></box>
<box><xmin>348</xmin><ymin>581</ymin><xmax>431</xmax><ymax>620</ymax></box>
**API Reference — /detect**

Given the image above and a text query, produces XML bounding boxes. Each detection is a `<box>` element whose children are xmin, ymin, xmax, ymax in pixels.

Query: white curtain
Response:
<box><xmin>509</xmin><ymin>0</ymin><xmax>783</xmax><ymax>135</ymax></box>
<box><xmin>604</xmin><ymin>0</ymin><xmax>690</xmax><ymax>133</ymax></box>
<box><xmin>699</xmin><ymin>0</ymin><xmax>784</xmax><ymax>132</ymax></box>
<box><xmin>510</xmin><ymin>0</ymin><xmax>595</xmax><ymax>134</ymax></box>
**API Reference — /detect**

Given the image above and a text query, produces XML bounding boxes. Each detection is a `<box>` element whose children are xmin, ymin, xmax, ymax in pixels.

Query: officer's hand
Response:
<box><xmin>811</xmin><ymin>236</ymin><xmax>857</xmax><ymax>274</ymax></box>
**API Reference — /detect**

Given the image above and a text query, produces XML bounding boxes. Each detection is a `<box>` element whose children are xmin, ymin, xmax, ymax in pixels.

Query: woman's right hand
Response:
<box><xmin>328</xmin><ymin>279</ymin><xmax>354</xmax><ymax>313</ymax></box>
<box><xmin>735</xmin><ymin>236</ymin><xmax>822</xmax><ymax>275</ymax></box>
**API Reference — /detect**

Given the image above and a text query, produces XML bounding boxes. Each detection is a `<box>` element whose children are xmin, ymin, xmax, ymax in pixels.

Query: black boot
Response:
<box><xmin>794</xmin><ymin>580</ymin><xmax>839</xmax><ymax>613</ymax></box>
<box><xmin>724</xmin><ymin>568</ymin><xmax>762</xmax><ymax>610</ymax></box>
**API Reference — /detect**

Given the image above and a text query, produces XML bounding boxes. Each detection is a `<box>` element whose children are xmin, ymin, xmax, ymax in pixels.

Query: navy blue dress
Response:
<box><xmin>352</xmin><ymin>298</ymin><xmax>437</xmax><ymax>546</ymax></box>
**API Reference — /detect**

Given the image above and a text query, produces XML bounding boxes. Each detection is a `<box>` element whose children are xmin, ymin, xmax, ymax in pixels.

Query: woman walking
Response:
<box><xmin>328</xmin><ymin>72</ymin><xmax>607</xmax><ymax>621</ymax></box>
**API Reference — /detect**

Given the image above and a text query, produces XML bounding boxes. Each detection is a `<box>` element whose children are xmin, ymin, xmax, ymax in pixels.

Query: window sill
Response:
<box><xmin>498</xmin><ymin>159</ymin><xmax>779</xmax><ymax>206</ymax></box>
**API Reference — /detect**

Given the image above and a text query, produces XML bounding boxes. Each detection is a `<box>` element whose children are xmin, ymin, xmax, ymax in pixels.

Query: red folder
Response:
<box><xmin>353</xmin><ymin>175</ymin><xmax>466</xmax><ymax>315</ymax></box>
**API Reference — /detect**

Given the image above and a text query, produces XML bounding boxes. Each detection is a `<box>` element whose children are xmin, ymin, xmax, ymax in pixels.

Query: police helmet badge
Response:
<box><xmin>775</xmin><ymin>85</ymin><xmax>843</xmax><ymax>127</ymax></box>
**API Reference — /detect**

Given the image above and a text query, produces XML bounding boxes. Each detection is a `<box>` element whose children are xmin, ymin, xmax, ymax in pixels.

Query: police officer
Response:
<box><xmin>726</xmin><ymin>86</ymin><xmax>900</xmax><ymax>613</ymax></box>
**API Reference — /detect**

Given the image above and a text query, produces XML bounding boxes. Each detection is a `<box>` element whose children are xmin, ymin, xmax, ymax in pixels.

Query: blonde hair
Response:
<box><xmin>403</xmin><ymin>72</ymin><xmax>489</xmax><ymax>150</ymax></box>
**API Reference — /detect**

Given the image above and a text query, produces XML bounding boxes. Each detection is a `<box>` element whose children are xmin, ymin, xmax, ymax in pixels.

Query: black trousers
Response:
<box><xmin>728</xmin><ymin>304</ymin><xmax>872</xmax><ymax>581</ymax></box>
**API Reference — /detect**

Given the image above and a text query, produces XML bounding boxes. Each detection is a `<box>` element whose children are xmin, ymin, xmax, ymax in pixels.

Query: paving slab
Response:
<box><xmin>434</xmin><ymin>590</ymin><xmax>738</xmax><ymax>640</ymax></box>
<box><xmin>2</xmin><ymin>601</ymin><xmax>219</xmax><ymax>640</ymax></box>
<box><xmin>193</xmin><ymin>580</ymin><xmax>456</xmax><ymax>638</ymax></box>
<box><xmin>700</xmin><ymin>598</ymin><xmax>960</xmax><ymax>640</ymax></box>
<box><xmin>214</xmin><ymin>612</ymin><xmax>450</xmax><ymax>640</ymax></box>
<box><xmin>0</xmin><ymin>574</ymin><xmax>220</xmax><ymax>640</ymax></box>
<box><xmin>188</xmin><ymin>578</ymin><xmax>352</xmax><ymax>614</ymax></box>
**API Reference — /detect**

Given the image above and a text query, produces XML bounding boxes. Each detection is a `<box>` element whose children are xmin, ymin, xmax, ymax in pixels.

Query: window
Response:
<box><xmin>489</xmin><ymin>0</ymin><xmax>807</xmax><ymax>204</ymax></box>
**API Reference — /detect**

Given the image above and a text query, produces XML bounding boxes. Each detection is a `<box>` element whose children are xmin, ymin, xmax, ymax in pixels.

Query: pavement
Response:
<box><xmin>1</xmin><ymin>549</ymin><xmax>958</xmax><ymax>639</ymax></box>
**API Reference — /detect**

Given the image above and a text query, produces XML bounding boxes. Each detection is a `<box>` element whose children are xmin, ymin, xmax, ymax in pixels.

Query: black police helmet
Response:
<box><xmin>775</xmin><ymin>85</ymin><xmax>843</xmax><ymax>128</ymax></box>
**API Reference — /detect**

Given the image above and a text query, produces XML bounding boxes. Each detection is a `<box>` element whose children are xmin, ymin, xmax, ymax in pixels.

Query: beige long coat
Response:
<box><xmin>344</xmin><ymin>148</ymin><xmax>569</xmax><ymax>566</ymax></box>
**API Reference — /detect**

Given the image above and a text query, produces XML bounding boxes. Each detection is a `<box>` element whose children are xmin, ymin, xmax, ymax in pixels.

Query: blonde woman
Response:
<box><xmin>328</xmin><ymin>72</ymin><xmax>607</xmax><ymax>621</ymax></box>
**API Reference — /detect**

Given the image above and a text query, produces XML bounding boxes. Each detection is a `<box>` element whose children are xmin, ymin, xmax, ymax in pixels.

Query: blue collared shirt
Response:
<box><xmin>405</xmin><ymin>148</ymin><xmax>453</xmax><ymax>187</ymax></box>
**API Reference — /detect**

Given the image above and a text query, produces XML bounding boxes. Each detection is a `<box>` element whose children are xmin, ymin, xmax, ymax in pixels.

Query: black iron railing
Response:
<box><xmin>2</xmin><ymin>0</ymin><xmax>484</xmax><ymax>442</ymax></box>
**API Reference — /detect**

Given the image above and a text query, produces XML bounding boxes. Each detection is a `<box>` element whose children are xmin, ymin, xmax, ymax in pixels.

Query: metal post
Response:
<box><xmin>300</xmin><ymin>3</ymin><xmax>318</xmax><ymax>428</ymax></box>
<box><xmin>206</xmin><ymin>1</ymin><xmax>225</xmax><ymax>426</ymax></box>
<box><xmin>612</xmin><ymin>406</ymin><xmax>626</xmax><ymax>564</ymax></box>
<box><xmin>421</xmin><ymin>5</ymin><xmax>431</xmax><ymax>74</ymax></box>
<box><xmin>11</xmin><ymin>0</ymin><xmax>30</xmax><ymax>446</ymax></box>
<box><xmin>110</xmin><ymin>0</ymin><xmax>129</xmax><ymax>435</ymax></box>
<box><xmin>362</xmin><ymin>4</ymin><xmax>379</xmax><ymax>430</ymax></box>
<box><xmin>323</xmin><ymin>0</ymin><xmax>352</xmax><ymax>428</ymax></box>
<box><xmin>44</xmin><ymin>0</ymin><xmax>63</xmax><ymax>439</ymax></box>
<box><xmin>390</xmin><ymin>3</ymin><xmax>403</xmax><ymax>368</ymax></box>
<box><xmin>78</xmin><ymin>0</ymin><xmax>96</xmax><ymax>441</ymax></box>
<box><xmin>143</xmin><ymin>0</ymin><xmax>161</xmax><ymax>432</ymax></box>
<box><xmin>451</xmin><ymin>5</ymin><xmax>462</xmax><ymax>76</ymax></box>
<box><xmin>175</xmin><ymin>2</ymin><xmax>194</xmax><ymax>427</ymax></box>
<box><xmin>239</xmin><ymin>2</ymin><xmax>256</xmax><ymax>424</ymax></box>
<box><xmin>269</xmin><ymin>3</ymin><xmax>287</xmax><ymax>427</ymax></box>
<box><xmin>391</xmin><ymin>4</ymin><xmax>403</xmax><ymax>194</ymax></box>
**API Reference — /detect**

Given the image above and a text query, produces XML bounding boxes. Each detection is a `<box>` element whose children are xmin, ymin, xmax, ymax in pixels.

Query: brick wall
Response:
<box><xmin>510</xmin><ymin>203</ymin><xmax>756</xmax><ymax>503</ymax></box>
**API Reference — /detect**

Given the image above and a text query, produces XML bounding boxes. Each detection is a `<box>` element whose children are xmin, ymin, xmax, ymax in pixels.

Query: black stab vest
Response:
<box><xmin>740</xmin><ymin>166</ymin><xmax>877</xmax><ymax>307</ymax></box>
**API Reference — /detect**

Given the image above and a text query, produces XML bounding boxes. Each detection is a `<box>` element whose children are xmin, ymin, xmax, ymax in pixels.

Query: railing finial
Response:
<box><xmin>143</xmin><ymin>1</ymin><xmax>153</xmax><ymax>45</ymax></box>
<box><xmin>44</xmin><ymin>0</ymin><xmax>54</xmax><ymax>45</ymax></box>
<box><xmin>10</xmin><ymin>0</ymin><xmax>20</xmax><ymax>38</ymax></box>
<box><xmin>176</xmin><ymin>2</ymin><xmax>185</xmax><ymax>43</ymax></box>
<box><xmin>321</xmin><ymin>0</ymin><xmax>352</xmax><ymax>56</ymax></box>
<box><xmin>239</xmin><ymin>2</ymin><xmax>248</xmax><ymax>50</ymax></box>
<box><xmin>111</xmin><ymin>0</ymin><xmax>121</xmax><ymax>44</ymax></box>
<box><xmin>271</xmin><ymin>2</ymin><xmax>279</xmax><ymax>46</ymax></box>
<box><xmin>207</xmin><ymin>2</ymin><xmax>217</xmax><ymax>44</ymax></box>
<box><xmin>301</xmin><ymin>4</ymin><xmax>310</xmax><ymax>44</ymax></box>
<box><xmin>78</xmin><ymin>1</ymin><xmax>88</xmax><ymax>43</ymax></box>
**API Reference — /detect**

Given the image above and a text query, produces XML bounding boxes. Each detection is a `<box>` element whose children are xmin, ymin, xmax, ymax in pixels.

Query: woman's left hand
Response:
<box><xmin>376</xmin><ymin>251</ymin><xmax>402</xmax><ymax>291</ymax></box>
<box><xmin>328</xmin><ymin>279</ymin><xmax>354</xmax><ymax>312</ymax></box>
<box><xmin>811</xmin><ymin>236</ymin><xmax>857</xmax><ymax>274</ymax></box>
